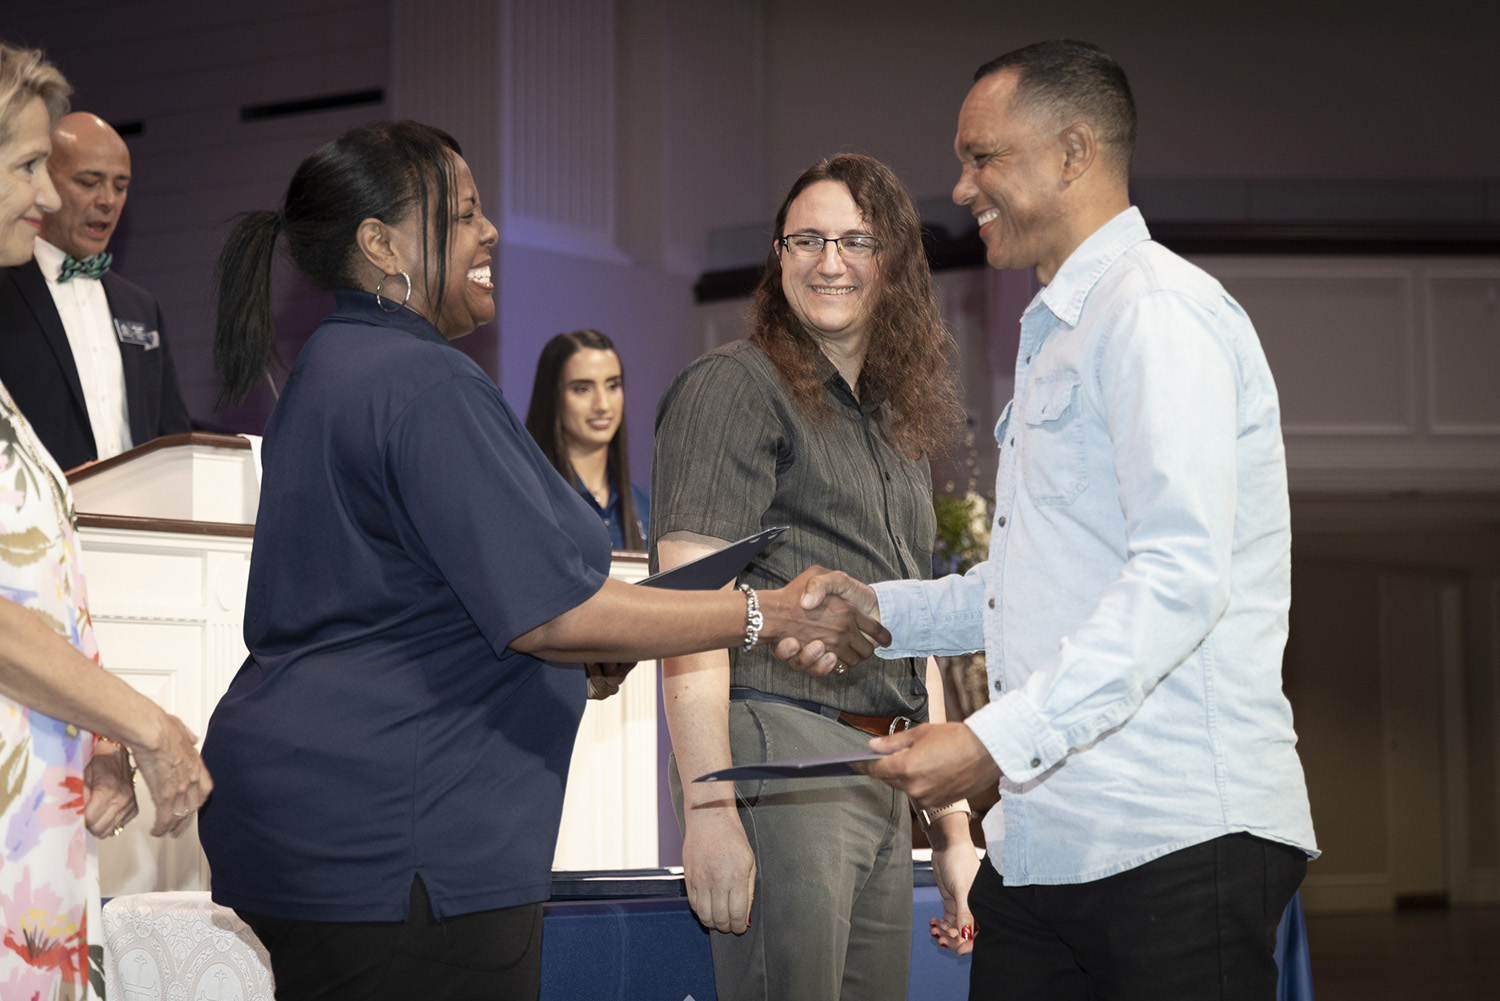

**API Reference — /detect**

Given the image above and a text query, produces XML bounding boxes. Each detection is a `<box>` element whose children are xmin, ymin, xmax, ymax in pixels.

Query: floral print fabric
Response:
<box><xmin>0</xmin><ymin>379</ymin><xmax>103</xmax><ymax>1001</ymax></box>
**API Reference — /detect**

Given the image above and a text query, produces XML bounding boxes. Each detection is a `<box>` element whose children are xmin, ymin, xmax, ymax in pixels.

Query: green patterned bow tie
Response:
<box><xmin>57</xmin><ymin>252</ymin><xmax>113</xmax><ymax>282</ymax></box>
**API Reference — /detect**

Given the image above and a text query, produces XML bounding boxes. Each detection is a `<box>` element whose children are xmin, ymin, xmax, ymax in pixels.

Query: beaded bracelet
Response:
<box><xmin>739</xmin><ymin>584</ymin><xmax>763</xmax><ymax>651</ymax></box>
<box><xmin>95</xmin><ymin>734</ymin><xmax>138</xmax><ymax>784</ymax></box>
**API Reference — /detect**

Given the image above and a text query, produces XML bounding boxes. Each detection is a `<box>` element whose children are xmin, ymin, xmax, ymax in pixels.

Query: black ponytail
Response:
<box><xmin>213</xmin><ymin>210</ymin><xmax>282</xmax><ymax>407</ymax></box>
<box><xmin>212</xmin><ymin>120</ymin><xmax>461</xmax><ymax>407</ymax></box>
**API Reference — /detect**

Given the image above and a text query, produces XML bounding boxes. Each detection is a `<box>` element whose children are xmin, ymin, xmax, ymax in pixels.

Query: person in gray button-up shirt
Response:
<box><xmin>652</xmin><ymin>153</ymin><xmax>977</xmax><ymax>1001</ymax></box>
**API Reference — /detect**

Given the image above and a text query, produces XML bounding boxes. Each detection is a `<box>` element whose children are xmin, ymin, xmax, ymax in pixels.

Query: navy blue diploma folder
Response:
<box><xmin>693</xmin><ymin>749</ymin><xmax>890</xmax><ymax>783</ymax></box>
<box><xmin>638</xmin><ymin>526</ymin><xmax>786</xmax><ymax>591</ymax></box>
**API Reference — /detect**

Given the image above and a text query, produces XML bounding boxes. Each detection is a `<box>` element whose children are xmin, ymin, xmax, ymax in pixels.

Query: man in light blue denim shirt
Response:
<box><xmin>786</xmin><ymin>40</ymin><xmax>1316</xmax><ymax>1000</ymax></box>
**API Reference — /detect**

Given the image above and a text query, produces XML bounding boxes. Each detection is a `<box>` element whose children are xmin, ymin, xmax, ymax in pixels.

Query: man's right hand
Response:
<box><xmin>682</xmin><ymin>807</ymin><xmax>757</xmax><ymax>935</ymax></box>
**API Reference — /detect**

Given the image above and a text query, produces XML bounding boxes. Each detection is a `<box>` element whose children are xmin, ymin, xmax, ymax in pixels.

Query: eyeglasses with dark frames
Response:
<box><xmin>777</xmin><ymin>234</ymin><xmax>880</xmax><ymax>259</ymax></box>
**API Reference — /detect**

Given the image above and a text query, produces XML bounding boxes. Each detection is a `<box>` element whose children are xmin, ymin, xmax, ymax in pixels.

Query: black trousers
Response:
<box><xmin>967</xmin><ymin>833</ymin><xmax>1307</xmax><ymax>1001</ymax></box>
<box><xmin>237</xmin><ymin>876</ymin><xmax>543</xmax><ymax>1001</ymax></box>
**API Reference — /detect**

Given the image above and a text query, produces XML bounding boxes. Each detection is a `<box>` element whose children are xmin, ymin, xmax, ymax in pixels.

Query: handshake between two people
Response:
<box><xmin>578</xmin><ymin>565</ymin><xmax>889</xmax><ymax>700</ymax></box>
<box><xmin>772</xmin><ymin>568</ymin><xmax>1002</xmax><ymax>809</ymax></box>
<box><xmin>768</xmin><ymin>566</ymin><xmax>884</xmax><ymax>676</ymax></box>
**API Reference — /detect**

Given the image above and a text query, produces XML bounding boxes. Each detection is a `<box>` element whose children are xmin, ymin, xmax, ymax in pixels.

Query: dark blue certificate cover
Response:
<box><xmin>639</xmin><ymin>526</ymin><xmax>787</xmax><ymax>591</ymax></box>
<box><xmin>693</xmin><ymin>749</ymin><xmax>889</xmax><ymax>782</ymax></box>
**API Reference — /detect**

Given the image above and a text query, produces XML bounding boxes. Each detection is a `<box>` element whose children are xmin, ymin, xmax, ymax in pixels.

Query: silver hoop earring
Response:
<box><xmin>375</xmin><ymin>270</ymin><xmax>412</xmax><ymax>313</ymax></box>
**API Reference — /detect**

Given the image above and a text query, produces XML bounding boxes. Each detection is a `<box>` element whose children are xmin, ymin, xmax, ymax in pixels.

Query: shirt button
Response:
<box><xmin>1030</xmin><ymin>758</ymin><xmax>1041</xmax><ymax>768</ymax></box>
<box><xmin>997</xmin><ymin>516</ymin><xmax>1006</xmax><ymax>527</ymax></box>
<box><xmin>994</xmin><ymin>680</ymin><xmax>1003</xmax><ymax>692</ymax></box>
<box><xmin>987</xmin><ymin>597</ymin><xmax>995</xmax><ymax>609</ymax></box>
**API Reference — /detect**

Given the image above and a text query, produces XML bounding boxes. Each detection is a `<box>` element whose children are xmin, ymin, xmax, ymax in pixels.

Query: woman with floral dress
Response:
<box><xmin>0</xmin><ymin>41</ymin><xmax>211</xmax><ymax>1001</ymax></box>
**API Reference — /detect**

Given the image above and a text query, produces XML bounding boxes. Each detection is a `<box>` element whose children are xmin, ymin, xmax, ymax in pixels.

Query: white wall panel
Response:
<box><xmin>501</xmin><ymin>0</ymin><xmax>626</xmax><ymax>261</ymax></box>
<box><xmin>1426</xmin><ymin>270</ymin><xmax>1500</xmax><ymax>433</ymax></box>
<box><xmin>1206</xmin><ymin>263</ymin><xmax>1416</xmax><ymax>435</ymax></box>
<box><xmin>658</xmin><ymin>2</ymin><xmax>767</xmax><ymax>275</ymax></box>
<box><xmin>82</xmin><ymin>526</ymin><xmax>253</xmax><ymax>896</ymax></box>
<box><xmin>1178</xmin><ymin>256</ymin><xmax>1500</xmax><ymax>491</ymax></box>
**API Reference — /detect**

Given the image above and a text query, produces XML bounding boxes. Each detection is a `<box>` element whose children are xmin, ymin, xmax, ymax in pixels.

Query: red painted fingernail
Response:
<box><xmin>960</xmin><ymin>925</ymin><xmax>973</xmax><ymax>941</ymax></box>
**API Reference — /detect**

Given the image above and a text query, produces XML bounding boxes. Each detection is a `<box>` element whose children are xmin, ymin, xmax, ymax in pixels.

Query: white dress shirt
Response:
<box><xmin>35</xmin><ymin>238</ymin><xmax>133</xmax><ymax>461</ymax></box>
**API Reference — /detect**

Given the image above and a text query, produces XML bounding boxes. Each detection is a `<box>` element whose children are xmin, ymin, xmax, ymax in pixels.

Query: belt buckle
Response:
<box><xmin>889</xmin><ymin>716</ymin><xmax>912</xmax><ymax>735</ymax></box>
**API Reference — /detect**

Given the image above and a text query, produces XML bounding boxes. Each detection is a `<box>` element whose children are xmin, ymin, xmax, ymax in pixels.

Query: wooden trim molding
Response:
<box><xmin>76</xmin><ymin>513</ymin><xmax>255</xmax><ymax>539</ymax></box>
<box><xmin>66</xmin><ymin>432</ymin><xmax>251</xmax><ymax>484</ymax></box>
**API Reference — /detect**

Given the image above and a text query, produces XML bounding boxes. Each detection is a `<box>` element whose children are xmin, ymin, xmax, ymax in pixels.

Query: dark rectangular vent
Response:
<box><xmin>240</xmin><ymin>88</ymin><xmax>383</xmax><ymax>122</ymax></box>
<box><xmin>113</xmin><ymin>120</ymin><xmax>144</xmax><ymax>137</ymax></box>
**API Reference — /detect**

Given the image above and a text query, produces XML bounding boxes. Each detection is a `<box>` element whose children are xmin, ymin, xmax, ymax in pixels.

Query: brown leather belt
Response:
<box><xmin>728</xmin><ymin>687</ymin><xmax>914</xmax><ymax>738</ymax></box>
<box><xmin>837</xmin><ymin>710</ymin><xmax>915</xmax><ymax>737</ymax></box>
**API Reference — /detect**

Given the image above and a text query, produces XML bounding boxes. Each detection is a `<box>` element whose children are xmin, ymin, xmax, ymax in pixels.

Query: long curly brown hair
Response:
<box><xmin>750</xmin><ymin>153</ymin><xmax>963</xmax><ymax>459</ymax></box>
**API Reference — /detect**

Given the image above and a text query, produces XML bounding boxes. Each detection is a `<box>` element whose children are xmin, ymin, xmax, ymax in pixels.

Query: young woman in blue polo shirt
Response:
<box><xmin>525</xmin><ymin>328</ymin><xmax>649</xmax><ymax>552</ymax></box>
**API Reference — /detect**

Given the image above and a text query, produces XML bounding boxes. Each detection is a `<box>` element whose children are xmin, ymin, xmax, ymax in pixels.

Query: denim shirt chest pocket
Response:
<box><xmin>1020</xmin><ymin>372</ymin><xmax>1087</xmax><ymax>506</ymax></box>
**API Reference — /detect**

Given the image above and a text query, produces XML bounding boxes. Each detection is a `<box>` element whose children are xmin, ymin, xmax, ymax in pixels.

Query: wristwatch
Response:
<box><xmin>917</xmin><ymin>799</ymin><xmax>972</xmax><ymax>833</ymax></box>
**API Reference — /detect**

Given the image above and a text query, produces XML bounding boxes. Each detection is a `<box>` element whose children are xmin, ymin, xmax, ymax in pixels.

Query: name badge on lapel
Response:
<box><xmin>114</xmin><ymin>319</ymin><xmax>160</xmax><ymax>350</ymax></box>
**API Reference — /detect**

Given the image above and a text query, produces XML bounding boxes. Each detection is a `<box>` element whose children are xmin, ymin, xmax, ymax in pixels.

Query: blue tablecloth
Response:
<box><xmin>1276</xmin><ymin>891</ymin><xmax>1315</xmax><ymax>1001</ymax></box>
<box><xmin>539</xmin><ymin>875</ymin><xmax>1311</xmax><ymax>1000</ymax></box>
<box><xmin>542</xmin><ymin>897</ymin><xmax>714</xmax><ymax>1001</ymax></box>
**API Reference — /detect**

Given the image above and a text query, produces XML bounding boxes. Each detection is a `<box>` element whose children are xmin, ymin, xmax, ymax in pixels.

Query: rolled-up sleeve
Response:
<box><xmin>872</xmin><ymin>569</ymin><xmax>988</xmax><ymax>660</ymax></box>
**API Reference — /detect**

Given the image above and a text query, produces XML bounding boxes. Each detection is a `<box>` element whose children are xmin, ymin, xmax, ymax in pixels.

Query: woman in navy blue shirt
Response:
<box><xmin>199</xmin><ymin>120</ymin><xmax>885</xmax><ymax>1001</ymax></box>
<box><xmin>525</xmin><ymin>329</ymin><xmax>649</xmax><ymax>551</ymax></box>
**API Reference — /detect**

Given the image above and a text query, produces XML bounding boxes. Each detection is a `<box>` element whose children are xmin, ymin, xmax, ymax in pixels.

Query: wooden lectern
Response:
<box><xmin>72</xmin><ymin>433</ymin><xmax>661</xmax><ymax>894</ymax></box>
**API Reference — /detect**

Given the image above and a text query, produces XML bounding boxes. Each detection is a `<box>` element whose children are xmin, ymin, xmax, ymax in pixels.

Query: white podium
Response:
<box><xmin>71</xmin><ymin>434</ymin><xmax>258</xmax><ymax>895</ymax></box>
<box><xmin>72</xmin><ymin>433</ymin><xmax>660</xmax><ymax>895</ymax></box>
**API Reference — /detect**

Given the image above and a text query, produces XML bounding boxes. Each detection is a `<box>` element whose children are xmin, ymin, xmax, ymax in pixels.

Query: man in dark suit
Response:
<box><xmin>0</xmin><ymin>111</ymin><xmax>190</xmax><ymax>471</ymax></box>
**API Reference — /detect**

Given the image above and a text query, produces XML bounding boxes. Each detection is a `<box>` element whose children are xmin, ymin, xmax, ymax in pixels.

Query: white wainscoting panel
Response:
<box><xmin>83</xmin><ymin>525</ymin><xmax>253</xmax><ymax>895</ymax></box>
<box><xmin>1205</xmin><ymin>263</ymin><xmax>1417</xmax><ymax>435</ymax></box>
<box><xmin>1425</xmin><ymin>268</ymin><xmax>1500</xmax><ymax>434</ymax></box>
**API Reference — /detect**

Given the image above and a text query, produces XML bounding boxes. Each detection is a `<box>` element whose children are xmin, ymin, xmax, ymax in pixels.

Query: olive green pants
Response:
<box><xmin>671</xmin><ymin>699</ymin><xmax>913</xmax><ymax>1001</ymax></box>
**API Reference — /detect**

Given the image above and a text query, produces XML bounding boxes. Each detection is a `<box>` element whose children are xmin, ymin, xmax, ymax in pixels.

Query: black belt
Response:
<box><xmin>728</xmin><ymin>687</ymin><xmax>914</xmax><ymax>738</ymax></box>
